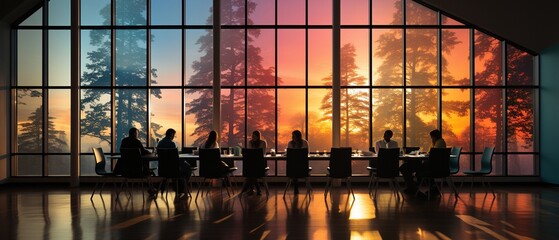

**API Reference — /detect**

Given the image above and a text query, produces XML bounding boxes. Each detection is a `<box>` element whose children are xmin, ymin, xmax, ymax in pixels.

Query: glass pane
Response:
<box><xmin>278</xmin><ymin>0</ymin><xmax>305</xmax><ymax>25</ymax></box>
<box><xmin>185</xmin><ymin>29</ymin><xmax>212</xmax><ymax>86</ymax></box>
<box><xmin>442</xmin><ymin>15</ymin><xmax>464</xmax><ymax>26</ymax></box>
<box><xmin>81</xmin><ymin>0</ymin><xmax>110</xmax><ymax>25</ymax></box>
<box><xmin>341</xmin><ymin>0</ymin><xmax>368</xmax><ymax>25</ymax></box>
<box><xmin>406</xmin><ymin>88</ymin><xmax>438</xmax><ymax>150</ymax></box>
<box><xmin>507</xmin><ymin>89</ymin><xmax>534</xmax><ymax>152</ymax></box>
<box><xmin>80</xmin><ymin>155</ymin><xmax>96</xmax><ymax>176</ymax></box>
<box><xmin>17</xmin><ymin>89</ymin><xmax>43</xmax><ymax>153</ymax></box>
<box><xmin>278</xmin><ymin>89</ymin><xmax>306</xmax><ymax>151</ymax></box>
<box><xmin>116</xmin><ymin>0</ymin><xmax>147</xmax><ymax>25</ymax></box>
<box><xmin>185</xmin><ymin>89</ymin><xmax>213</xmax><ymax>147</ymax></box>
<box><xmin>442</xmin><ymin>89</ymin><xmax>471</xmax><ymax>151</ymax></box>
<box><xmin>151</xmin><ymin>30</ymin><xmax>182</xmax><ymax>86</ymax></box>
<box><xmin>406</xmin><ymin>29</ymin><xmax>438</xmax><ymax>86</ymax></box>
<box><xmin>81</xmin><ymin>89</ymin><xmax>111</xmax><ymax>153</ymax></box>
<box><xmin>81</xmin><ymin>30</ymin><xmax>111</xmax><ymax>86</ymax></box>
<box><xmin>507</xmin><ymin>45</ymin><xmax>535</xmax><ymax>85</ymax></box>
<box><xmin>48</xmin><ymin>155</ymin><xmax>70</xmax><ymax>176</ymax></box>
<box><xmin>15</xmin><ymin>155</ymin><xmax>42</xmax><ymax>176</ymax></box>
<box><xmin>151</xmin><ymin>0</ymin><xmax>181</xmax><ymax>25</ymax></box>
<box><xmin>507</xmin><ymin>155</ymin><xmax>534</xmax><ymax>175</ymax></box>
<box><xmin>221</xmin><ymin>89</ymin><xmax>245</xmax><ymax>147</ymax></box>
<box><xmin>49</xmin><ymin>0</ymin><xmax>70</xmax><ymax>26</ymax></box>
<box><xmin>372</xmin><ymin>0</ymin><xmax>400</xmax><ymax>25</ymax></box>
<box><xmin>340</xmin><ymin>89</ymin><xmax>369</xmax><ymax>151</ymax></box>
<box><xmin>151</xmin><ymin>89</ymin><xmax>182</xmax><ymax>149</ymax></box>
<box><xmin>341</xmin><ymin>29</ymin><xmax>369</xmax><ymax>86</ymax></box>
<box><xmin>457</xmin><ymin>154</ymin><xmax>470</xmax><ymax>175</ymax></box>
<box><xmin>18</xmin><ymin>30</ymin><xmax>42</xmax><ymax>86</ymax></box>
<box><xmin>372</xmin><ymin>89</ymin><xmax>403</xmax><ymax>149</ymax></box>
<box><xmin>116</xmin><ymin>30</ymin><xmax>147</xmax><ymax>86</ymax></box>
<box><xmin>278</xmin><ymin>29</ymin><xmax>305</xmax><ymax>86</ymax></box>
<box><xmin>221</xmin><ymin>29</ymin><xmax>246</xmax><ymax>86</ymax></box>
<box><xmin>475</xmin><ymin>89</ymin><xmax>504</xmax><ymax>152</ymax></box>
<box><xmin>48</xmin><ymin>90</ymin><xmax>70</xmax><ymax>153</ymax></box>
<box><xmin>406</xmin><ymin>0</ymin><xmax>437</xmax><ymax>25</ymax></box>
<box><xmin>247</xmin><ymin>89</ymin><xmax>275</xmax><ymax>151</ymax></box>
<box><xmin>442</xmin><ymin>29</ymin><xmax>470</xmax><ymax>86</ymax></box>
<box><xmin>475</xmin><ymin>31</ymin><xmax>502</xmax><ymax>86</ymax></box>
<box><xmin>309</xmin><ymin>89</ymin><xmax>332</xmax><ymax>152</ymax></box>
<box><xmin>49</xmin><ymin>30</ymin><xmax>71</xmax><ymax>86</ymax></box>
<box><xmin>186</xmin><ymin>0</ymin><xmax>213</xmax><ymax>25</ymax></box>
<box><xmin>249</xmin><ymin>0</ymin><xmax>274</xmax><ymax>25</ymax></box>
<box><xmin>309</xmin><ymin>29</ymin><xmax>332</xmax><ymax>86</ymax></box>
<box><xmin>20</xmin><ymin>7</ymin><xmax>42</xmax><ymax>26</ymax></box>
<box><xmin>115</xmin><ymin>89</ymin><xmax>148</xmax><ymax>151</ymax></box>
<box><xmin>248</xmin><ymin>29</ymin><xmax>275</xmax><ymax>86</ymax></box>
<box><xmin>372</xmin><ymin>29</ymin><xmax>403</xmax><ymax>86</ymax></box>
<box><xmin>221</xmin><ymin>0</ymin><xmax>245</xmax><ymax>25</ymax></box>
<box><xmin>308</xmin><ymin>0</ymin><xmax>331</xmax><ymax>25</ymax></box>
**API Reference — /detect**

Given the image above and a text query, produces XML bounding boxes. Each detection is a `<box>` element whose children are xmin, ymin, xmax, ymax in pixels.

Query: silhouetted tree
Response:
<box><xmin>186</xmin><ymin>0</ymin><xmax>277</xmax><ymax>147</ymax></box>
<box><xmin>80</xmin><ymin>1</ymin><xmax>161</xmax><ymax>150</ymax></box>
<box><xmin>18</xmin><ymin>105</ymin><xmax>68</xmax><ymax>153</ymax></box>
<box><xmin>320</xmin><ymin>43</ymin><xmax>369</xmax><ymax>147</ymax></box>
<box><xmin>374</xmin><ymin>0</ymin><xmax>464</xmax><ymax>150</ymax></box>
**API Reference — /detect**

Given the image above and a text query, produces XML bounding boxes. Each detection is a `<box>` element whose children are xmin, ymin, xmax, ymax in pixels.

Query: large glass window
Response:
<box><xmin>12</xmin><ymin>0</ymin><xmax>538</xmax><ymax>177</ymax></box>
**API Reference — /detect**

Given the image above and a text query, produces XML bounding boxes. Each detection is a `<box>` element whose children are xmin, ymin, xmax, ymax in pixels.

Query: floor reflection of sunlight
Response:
<box><xmin>349</xmin><ymin>194</ymin><xmax>376</xmax><ymax>220</ymax></box>
<box><xmin>351</xmin><ymin>231</ymin><xmax>382</xmax><ymax>240</ymax></box>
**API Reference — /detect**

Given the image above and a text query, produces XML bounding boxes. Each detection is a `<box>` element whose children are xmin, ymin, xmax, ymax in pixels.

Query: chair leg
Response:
<box><xmin>305</xmin><ymin>178</ymin><xmax>312</xmax><ymax>197</ymax></box>
<box><xmin>283</xmin><ymin>179</ymin><xmax>291</xmax><ymax>197</ymax></box>
<box><xmin>346</xmin><ymin>178</ymin><xmax>355</xmax><ymax>198</ymax></box>
<box><xmin>262</xmin><ymin>178</ymin><xmax>270</xmax><ymax>196</ymax></box>
<box><xmin>368</xmin><ymin>173</ymin><xmax>375</xmax><ymax>194</ymax></box>
<box><xmin>91</xmin><ymin>182</ymin><xmax>100</xmax><ymax>200</ymax></box>
<box><xmin>324</xmin><ymin>179</ymin><xmax>331</xmax><ymax>198</ymax></box>
<box><xmin>195</xmin><ymin>178</ymin><xmax>205</xmax><ymax>201</ymax></box>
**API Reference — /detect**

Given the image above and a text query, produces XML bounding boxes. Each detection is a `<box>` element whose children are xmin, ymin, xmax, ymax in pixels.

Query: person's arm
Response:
<box><xmin>287</xmin><ymin>141</ymin><xmax>293</xmax><ymax>149</ymax></box>
<box><xmin>261</xmin><ymin>140</ymin><xmax>267</xmax><ymax>156</ymax></box>
<box><xmin>137</xmin><ymin>140</ymin><xmax>151</xmax><ymax>155</ymax></box>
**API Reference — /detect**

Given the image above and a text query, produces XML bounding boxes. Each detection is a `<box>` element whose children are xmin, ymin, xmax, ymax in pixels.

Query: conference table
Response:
<box><xmin>109</xmin><ymin>152</ymin><xmax>432</xmax><ymax>176</ymax></box>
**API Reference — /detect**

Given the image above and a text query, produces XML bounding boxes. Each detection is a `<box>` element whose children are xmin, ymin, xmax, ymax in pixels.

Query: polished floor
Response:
<box><xmin>0</xmin><ymin>182</ymin><xmax>558</xmax><ymax>239</ymax></box>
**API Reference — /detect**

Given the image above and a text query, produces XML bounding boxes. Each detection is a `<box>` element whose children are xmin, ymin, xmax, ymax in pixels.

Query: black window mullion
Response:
<box><xmin>402</xmin><ymin>0</ymin><xmax>407</xmax><ymax>148</ymax></box>
<box><xmin>502</xmin><ymin>40</ymin><xmax>508</xmax><ymax>176</ymax></box>
<box><xmin>146</xmin><ymin>0</ymin><xmax>152</xmax><ymax>147</ymax></box>
<box><xmin>42</xmin><ymin>0</ymin><xmax>49</xmax><ymax>176</ymax></box>
<box><xmin>470</xmin><ymin>28</ymin><xmax>475</xmax><ymax>170</ymax></box>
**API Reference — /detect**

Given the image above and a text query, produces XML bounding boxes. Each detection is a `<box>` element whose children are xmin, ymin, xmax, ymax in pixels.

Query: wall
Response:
<box><xmin>540</xmin><ymin>43</ymin><xmax>559</xmax><ymax>184</ymax></box>
<box><xmin>0</xmin><ymin>20</ymin><xmax>9</xmax><ymax>182</ymax></box>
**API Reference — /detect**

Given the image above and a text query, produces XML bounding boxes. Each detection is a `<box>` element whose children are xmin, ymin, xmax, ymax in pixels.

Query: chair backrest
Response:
<box><xmin>329</xmin><ymin>147</ymin><xmax>352</xmax><ymax>178</ymax></box>
<box><xmin>480</xmin><ymin>147</ymin><xmax>495</xmax><ymax>174</ymax></box>
<box><xmin>449</xmin><ymin>146</ymin><xmax>462</xmax><ymax>174</ymax></box>
<box><xmin>92</xmin><ymin>147</ymin><xmax>108</xmax><ymax>174</ymax></box>
<box><xmin>286</xmin><ymin>148</ymin><xmax>309</xmax><ymax>178</ymax></box>
<box><xmin>403</xmin><ymin>147</ymin><xmax>420</xmax><ymax>154</ymax></box>
<box><xmin>198</xmin><ymin>148</ymin><xmax>224</xmax><ymax>178</ymax></box>
<box><xmin>156</xmin><ymin>148</ymin><xmax>181</xmax><ymax>178</ymax></box>
<box><xmin>181</xmin><ymin>147</ymin><xmax>198</xmax><ymax>167</ymax></box>
<box><xmin>120</xmin><ymin>148</ymin><xmax>146</xmax><ymax>178</ymax></box>
<box><xmin>376</xmin><ymin>148</ymin><xmax>400</xmax><ymax>178</ymax></box>
<box><xmin>242</xmin><ymin>148</ymin><xmax>267</xmax><ymax>178</ymax></box>
<box><xmin>369</xmin><ymin>147</ymin><xmax>376</xmax><ymax>154</ymax></box>
<box><xmin>426</xmin><ymin>148</ymin><xmax>451</xmax><ymax>178</ymax></box>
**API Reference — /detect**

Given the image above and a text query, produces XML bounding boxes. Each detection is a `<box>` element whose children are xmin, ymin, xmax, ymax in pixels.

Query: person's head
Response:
<box><xmin>165</xmin><ymin>128</ymin><xmax>176</xmax><ymax>139</ymax></box>
<box><xmin>430</xmin><ymin>129</ymin><xmax>442</xmax><ymax>143</ymax></box>
<box><xmin>383</xmin><ymin>130</ymin><xmax>393</xmax><ymax>142</ymax></box>
<box><xmin>207</xmin><ymin>130</ymin><xmax>217</xmax><ymax>143</ymax></box>
<box><xmin>251</xmin><ymin>130</ymin><xmax>261</xmax><ymax>141</ymax></box>
<box><xmin>128</xmin><ymin>127</ymin><xmax>139</xmax><ymax>139</ymax></box>
<box><xmin>292</xmin><ymin>130</ymin><xmax>302</xmax><ymax>142</ymax></box>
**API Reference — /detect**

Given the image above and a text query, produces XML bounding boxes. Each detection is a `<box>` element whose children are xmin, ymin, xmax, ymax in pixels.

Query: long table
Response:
<box><xmin>109</xmin><ymin>153</ymin><xmax>431</xmax><ymax>177</ymax></box>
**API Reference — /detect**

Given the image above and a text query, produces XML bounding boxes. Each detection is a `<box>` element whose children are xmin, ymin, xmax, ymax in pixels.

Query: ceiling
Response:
<box><xmin>2</xmin><ymin>0</ymin><xmax>558</xmax><ymax>54</ymax></box>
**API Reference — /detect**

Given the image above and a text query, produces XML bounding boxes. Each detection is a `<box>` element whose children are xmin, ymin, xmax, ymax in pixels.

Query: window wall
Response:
<box><xmin>12</xmin><ymin>0</ymin><xmax>538</xmax><ymax>177</ymax></box>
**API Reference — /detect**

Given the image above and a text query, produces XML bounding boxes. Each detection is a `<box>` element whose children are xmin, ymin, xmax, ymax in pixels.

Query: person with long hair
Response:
<box><xmin>242</xmin><ymin>130</ymin><xmax>267</xmax><ymax>195</ymax></box>
<box><xmin>287</xmin><ymin>130</ymin><xmax>309</xmax><ymax>194</ymax></box>
<box><xmin>201</xmin><ymin>130</ymin><xmax>220</xmax><ymax>149</ymax></box>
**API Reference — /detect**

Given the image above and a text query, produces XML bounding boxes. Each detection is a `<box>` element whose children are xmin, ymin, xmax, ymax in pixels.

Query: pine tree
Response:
<box><xmin>186</xmin><ymin>0</ymin><xmax>277</xmax><ymax>147</ymax></box>
<box><xmin>80</xmin><ymin>1</ymin><xmax>161</xmax><ymax>149</ymax></box>
<box><xmin>18</xmin><ymin>105</ymin><xmax>68</xmax><ymax>153</ymax></box>
<box><xmin>320</xmin><ymin>43</ymin><xmax>369</xmax><ymax>148</ymax></box>
<box><xmin>374</xmin><ymin>0</ymin><xmax>463</xmax><ymax>150</ymax></box>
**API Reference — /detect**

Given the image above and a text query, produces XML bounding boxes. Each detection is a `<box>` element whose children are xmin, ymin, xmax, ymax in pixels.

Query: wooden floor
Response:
<box><xmin>0</xmin><ymin>182</ymin><xmax>558</xmax><ymax>239</ymax></box>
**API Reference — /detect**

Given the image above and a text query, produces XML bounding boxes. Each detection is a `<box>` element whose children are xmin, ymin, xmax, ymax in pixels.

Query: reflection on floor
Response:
<box><xmin>0</xmin><ymin>183</ymin><xmax>557</xmax><ymax>239</ymax></box>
